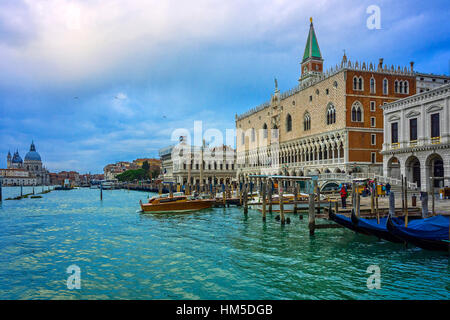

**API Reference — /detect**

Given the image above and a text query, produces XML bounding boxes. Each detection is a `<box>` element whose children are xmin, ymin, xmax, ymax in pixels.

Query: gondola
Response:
<box><xmin>351</xmin><ymin>211</ymin><xmax>405</xmax><ymax>243</ymax></box>
<box><xmin>329</xmin><ymin>209</ymin><xmax>372</xmax><ymax>235</ymax></box>
<box><xmin>386</xmin><ymin>215</ymin><xmax>450</xmax><ymax>252</ymax></box>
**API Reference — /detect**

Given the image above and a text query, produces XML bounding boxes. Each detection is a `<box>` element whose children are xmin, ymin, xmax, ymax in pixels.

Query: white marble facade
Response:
<box><xmin>382</xmin><ymin>84</ymin><xmax>450</xmax><ymax>192</ymax></box>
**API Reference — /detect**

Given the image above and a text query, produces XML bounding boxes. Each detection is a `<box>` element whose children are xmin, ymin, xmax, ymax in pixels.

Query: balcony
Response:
<box><xmin>409</xmin><ymin>140</ymin><xmax>418</xmax><ymax>147</ymax></box>
<box><xmin>391</xmin><ymin>142</ymin><xmax>400</xmax><ymax>150</ymax></box>
<box><xmin>431</xmin><ymin>137</ymin><xmax>441</xmax><ymax>145</ymax></box>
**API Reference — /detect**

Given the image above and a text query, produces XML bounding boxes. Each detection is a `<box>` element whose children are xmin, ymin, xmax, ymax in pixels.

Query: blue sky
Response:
<box><xmin>1</xmin><ymin>0</ymin><xmax>449</xmax><ymax>173</ymax></box>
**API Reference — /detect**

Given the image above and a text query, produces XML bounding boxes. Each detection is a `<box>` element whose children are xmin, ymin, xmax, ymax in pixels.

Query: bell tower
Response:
<box><xmin>299</xmin><ymin>18</ymin><xmax>323</xmax><ymax>84</ymax></box>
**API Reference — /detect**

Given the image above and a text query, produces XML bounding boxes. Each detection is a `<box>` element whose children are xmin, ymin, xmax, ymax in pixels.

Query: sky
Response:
<box><xmin>1</xmin><ymin>0</ymin><xmax>449</xmax><ymax>173</ymax></box>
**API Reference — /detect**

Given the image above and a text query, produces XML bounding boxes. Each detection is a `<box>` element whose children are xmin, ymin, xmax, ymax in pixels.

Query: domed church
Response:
<box><xmin>6</xmin><ymin>141</ymin><xmax>50</xmax><ymax>185</ymax></box>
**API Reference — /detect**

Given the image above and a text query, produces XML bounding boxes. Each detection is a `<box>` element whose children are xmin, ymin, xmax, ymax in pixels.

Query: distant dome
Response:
<box><xmin>24</xmin><ymin>141</ymin><xmax>42</xmax><ymax>162</ymax></box>
<box><xmin>25</xmin><ymin>151</ymin><xmax>41</xmax><ymax>161</ymax></box>
<box><xmin>12</xmin><ymin>151</ymin><xmax>23</xmax><ymax>163</ymax></box>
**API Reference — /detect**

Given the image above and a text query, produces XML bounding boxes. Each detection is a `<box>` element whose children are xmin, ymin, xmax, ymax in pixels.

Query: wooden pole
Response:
<box><xmin>293</xmin><ymin>184</ymin><xmax>298</xmax><ymax>214</ymax></box>
<box><xmin>279</xmin><ymin>179</ymin><xmax>285</xmax><ymax>225</ymax></box>
<box><xmin>370</xmin><ymin>180</ymin><xmax>375</xmax><ymax>215</ymax></box>
<box><xmin>316</xmin><ymin>180</ymin><xmax>320</xmax><ymax>216</ymax></box>
<box><xmin>404</xmin><ymin>176</ymin><xmax>409</xmax><ymax>227</ymax></box>
<box><xmin>243</xmin><ymin>183</ymin><xmax>248</xmax><ymax>214</ymax></box>
<box><xmin>356</xmin><ymin>189</ymin><xmax>361</xmax><ymax>218</ymax></box>
<box><xmin>401</xmin><ymin>174</ymin><xmax>405</xmax><ymax>213</ymax></box>
<box><xmin>100</xmin><ymin>184</ymin><xmax>103</xmax><ymax>200</ymax></box>
<box><xmin>308</xmin><ymin>182</ymin><xmax>316</xmax><ymax>236</ymax></box>
<box><xmin>268</xmin><ymin>180</ymin><xmax>273</xmax><ymax>213</ymax></box>
<box><xmin>375</xmin><ymin>179</ymin><xmax>380</xmax><ymax>224</ymax></box>
<box><xmin>431</xmin><ymin>177</ymin><xmax>435</xmax><ymax>216</ymax></box>
<box><xmin>0</xmin><ymin>178</ymin><xmax>2</xmax><ymax>202</ymax></box>
<box><xmin>262</xmin><ymin>181</ymin><xmax>267</xmax><ymax>222</ymax></box>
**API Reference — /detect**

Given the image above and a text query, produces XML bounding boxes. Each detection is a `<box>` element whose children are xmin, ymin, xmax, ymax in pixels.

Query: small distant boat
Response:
<box><xmin>101</xmin><ymin>181</ymin><xmax>115</xmax><ymax>190</ymax></box>
<box><xmin>248</xmin><ymin>193</ymin><xmax>328</xmax><ymax>212</ymax></box>
<box><xmin>139</xmin><ymin>192</ymin><xmax>214</xmax><ymax>214</ymax></box>
<box><xmin>54</xmin><ymin>186</ymin><xmax>74</xmax><ymax>191</ymax></box>
<box><xmin>387</xmin><ymin>215</ymin><xmax>450</xmax><ymax>252</ymax></box>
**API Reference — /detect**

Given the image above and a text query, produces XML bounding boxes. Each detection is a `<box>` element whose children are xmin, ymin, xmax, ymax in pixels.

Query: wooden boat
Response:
<box><xmin>328</xmin><ymin>209</ymin><xmax>372</xmax><ymax>235</ymax></box>
<box><xmin>351</xmin><ymin>211</ymin><xmax>405</xmax><ymax>243</ymax></box>
<box><xmin>139</xmin><ymin>193</ymin><xmax>214</xmax><ymax>214</ymax></box>
<box><xmin>386</xmin><ymin>215</ymin><xmax>450</xmax><ymax>252</ymax></box>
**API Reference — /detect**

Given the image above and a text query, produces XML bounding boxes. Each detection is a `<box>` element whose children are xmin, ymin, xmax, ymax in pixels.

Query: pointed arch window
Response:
<box><xmin>404</xmin><ymin>81</ymin><xmax>409</xmax><ymax>94</ymax></box>
<box><xmin>304</xmin><ymin>112</ymin><xmax>311</xmax><ymax>131</ymax></box>
<box><xmin>262</xmin><ymin>123</ymin><xmax>268</xmax><ymax>138</ymax></box>
<box><xmin>383</xmin><ymin>78</ymin><xmax>389</xmax><ymax>95</ymax></box>
<box><xmin>326</xmin><ymin>104</ymin><xmax>336</xmax><ymax>125</ymax></box>
<box><xmin>351</xmin><ymin>102</ymin><xmax>363</xmax><ymax>122</ymax></box>
<box><xmin>358</xmin><ymin>77</ymin><xmax>363</xmax><ymax>91</ymax></box>
<box><xmin>353</xmin><ymin>77</ymin><xmax>358</xmax><ymax>90</ymax></box>
<box><xmin>286</xmin><ymin>114</ymin><xmax>292</xmax><ymax>132</ymax></box>
<box><xmin>394</xmin><ymin>80</ymin><xmax>399</xmax><ymax>93</ymax></box>
<box><xmin>370</xmin><ymin>77</ymin><xmax>376</xmax><ymax>93</ymax></box>
<box><xmin>399</xmin><ymin>81</ymin><xmax>404</xmax><ymax>94</ymax></box>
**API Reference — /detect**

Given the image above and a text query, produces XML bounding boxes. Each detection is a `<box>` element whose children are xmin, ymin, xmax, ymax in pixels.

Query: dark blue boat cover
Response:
<box><xmin>391</xmin><ymin>215</ymin><xmax>449</xmax><ymax>241</ymax></box>
<box><xmin>358</xmin><ymin>217</ymin><xmax>404</xmax><ymax>232</ymax></box>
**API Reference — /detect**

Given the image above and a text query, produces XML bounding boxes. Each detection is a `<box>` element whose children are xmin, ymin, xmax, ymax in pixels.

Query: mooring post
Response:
<box><xmin>370</xmin><ymin>180</ymin><xmax>375</xmax><ymax>215</ymax></box>
<box><xmin>308</xmin><ymin>183</ymin><xmax>316</xmax><ymax>236</ymax></box>
<box><xmin>356</xmin><ymin>190</ymin><xmax>361</xmax><ymax>218</ymax></box>
<box><xmin>401</xmin><ymin>174</ymin><xmax>405</xmax><ymax>213</ymax></box>
<box><xmin>421</xmin><ymin>192</ymin><xmax>428</xmax><ymax>218</ymax></box>
<box><xmin>21</xmin><ymin>183</ymin><xmax>23</xmax><ymax>197</ymax></box>
<box><xmin>431</xmin><ymin>177</ymin><xmax>435</xmax><ymax>216</ymax></box>
<box><xmin>293</xmin><ymin>185</ymin><xmax>298</xmax><ymax>214</ymax></box>
<box><xmin>100</xmin><ymin>184</ymin><xmax>103</xmax><ymax>201</ymax></box>
<box><xmin>352</xmin><ymin>181</ymin><xmax>356</xmax><ymax>209</ymax></box>
<box><xmin>223</xmin><ymin>184</ymin><xmax>227</xmax><ymax>207</ymax></box>
<box><xmin>279</xmin><ymin>179</ymin><xmax>285</xmax><ymax>225</ymax></box>
<box><xmin>316</xmin><ymin>180</ymin><xmax>321</xmax><ymax>216</ymax></box>
<box><xmin>404</xmin><ymin>176</ymin><xmax>409</xmax><ymax>227</ymax></box>
<box><xmin>389</xmin><ymin>191</ymin><xmax>395</xmax><ymax>217</ymax></box>
<box><xmin>0</xmin><ymin>177</ymin><xmax>2</xmax><ymax>202</ymax></box>
<box><xmin>268</xmin><ymin>180</ymin><xmax>273</xmax><ymax>213</ymax></box>
<box><xmin>262</xmin><ymin>181</ymin><xmax>267</xmax><ymax>222</ymax></box>
<box><xmin>243</xmin><ymin>182</ymin><xmax>248</xmax><ymax>215</ymax></box>
<box><xmin>375</xmin><ymin>179</ymin><xmax>380</xmax><ymax>224</ymax></box>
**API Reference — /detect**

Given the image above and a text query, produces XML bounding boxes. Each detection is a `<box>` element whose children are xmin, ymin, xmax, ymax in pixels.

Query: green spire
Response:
<box><xmin>302</xmin><ymin>18</ymin><xmax>322</xmax><ymax>62</ymax></box>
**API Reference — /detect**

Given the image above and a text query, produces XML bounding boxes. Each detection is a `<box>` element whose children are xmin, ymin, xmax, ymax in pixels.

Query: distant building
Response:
<box><xmin>103</xmin><ymin>161</ymin><xmax>139</xmax><ymax>180</ymax></box>
<box><xmin>0</xmin><ymin>168</ymin><xmax>37</xmax><ymax>186</ymax></box>
<box><xmin>4</xmin><ymin>141</ymin><xmax>50</xmax><ymax>185</ymax></box>
<box><xmin>416</xmin><ymin>73</ymin><xmax>450</xmax><ymax>94</ymax></box>
<box><xmin>159</xmin><ymin>137</ymin><xmax>236</xmax><ymax>185</ymax></box>
<box><xmin>381</xmin><ymin>83</ymin><xmax>450</xmax><ymax>192</ymax></box>
<box><xmin>50</xmin><ymin>171</ymin><xmax>81</xmax><ymax>186</ymax></box>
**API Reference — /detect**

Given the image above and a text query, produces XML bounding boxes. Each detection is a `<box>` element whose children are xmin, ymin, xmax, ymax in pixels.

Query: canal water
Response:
<box><xmin>0</xmin><ymin>187</ymin><xmax>448</xmax><ymax>300</ymax></box>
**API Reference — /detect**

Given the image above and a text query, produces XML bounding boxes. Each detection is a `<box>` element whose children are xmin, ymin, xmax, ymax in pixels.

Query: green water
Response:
<box><xmin>0</xmin><ymin>187</ymin><xmax>448</xmax><ymax>300</ymax></box>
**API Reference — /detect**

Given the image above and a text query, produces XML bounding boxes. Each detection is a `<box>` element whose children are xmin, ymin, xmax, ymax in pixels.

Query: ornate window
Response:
<box><xmin>370</xmin><ymin>77</ymin><xmax>376</xmax><ymax>93</ymax></box>
<box><xmin>351</xmin><ymin>101</ymin><xmax>363</xmax><ymax>122</ymax></box>
<box><xmin>286</xmin><ymin>114</ymin><xmax>292</xmax><ymax>132</ymax></box>
<box><xmin>394</xmin><ymin>80</ymin><xmax>399</xmax><ymax>93</ymax></box>
<box><xmin>383</xmin><ymin>78</ymin><xmax>389</xmax><ymax>95</ymax></box>
<box><xmin>358</xmin><ymin>77</ymin><xmax>363</xmax><ymax>91</ymax></box>
<box><xmin>404</xmin><ymin>81</ymin><xmax>409</xmax><ymax>94</ymax></box>
<box><xmin>353</xmin><ymin>77</ymin><xmax>358</xmax><ymax>90</ymax></box>
<box><xmin>326</xmin><ymin>104</ymin><xmax>336</xmax><ymax>125</ymax></box>
<box><xmin>303</xmin><ymin>112</ymin><xmax>311</xmax><ymax>131</ymax></box>
<box><xmin>399</xmin><ymin>81</ymin><xmax>404</xmax><ymax>94</ymax></box>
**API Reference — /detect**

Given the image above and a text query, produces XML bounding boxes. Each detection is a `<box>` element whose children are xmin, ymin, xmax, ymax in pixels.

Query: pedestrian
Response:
<box><xmin>340</xmin><ymin>185</ymin><xmax>347</xmax><ymax>208</ymax></box>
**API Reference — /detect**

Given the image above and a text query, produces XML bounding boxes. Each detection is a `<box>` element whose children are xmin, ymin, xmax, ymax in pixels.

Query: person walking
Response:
<box><xmin>340</xmin><ymin>185</ymin><xmax>347</xmax><ymax>208</ymax></box>
<box><xmin>386</xmin><ymin>182</ymin><xmax>391</xmax><ymax>196</ymax></box>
